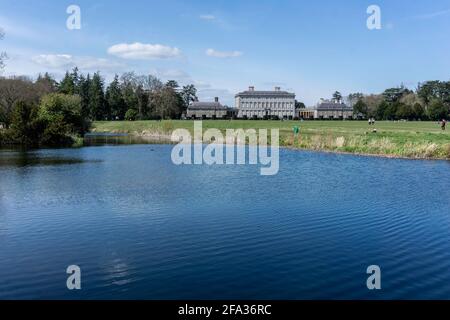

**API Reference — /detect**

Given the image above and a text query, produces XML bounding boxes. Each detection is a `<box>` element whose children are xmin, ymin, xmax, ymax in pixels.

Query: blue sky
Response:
<box><xmin>0</xmin><ymin>0</ymin><xmax>449</xmax><ymax>106</ymax></box>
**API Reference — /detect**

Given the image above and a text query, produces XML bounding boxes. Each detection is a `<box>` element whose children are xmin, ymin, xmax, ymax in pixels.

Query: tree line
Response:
<box><xmin>0</xmin><ymin>68</ymin><xmax>198</xmax><ymax>146</ymax></box>
<box><xmin>348</xmin><ymin>81</ymin><xmax>450</xmax><ymax>121</ymax></box>
<box><xmin>57</xmin><ymin>68</ymin><xmax>198</xmax><ymax>121</ymax></box>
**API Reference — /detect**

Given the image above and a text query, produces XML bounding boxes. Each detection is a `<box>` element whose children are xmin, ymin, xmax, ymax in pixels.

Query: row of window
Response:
<box><xmin>240</xmin><ymin>111</ymin><xmax>295</xmax><ymax>116</ymax></box>
<box><xmin>240</xmin><ymin>97</ymin><xmax>293</xmax><ymax>101</ymax></box>
<box><xmin>240</xmin><ymin>102</ymin><xmax>294</xmax><ymax>109</ymax></box>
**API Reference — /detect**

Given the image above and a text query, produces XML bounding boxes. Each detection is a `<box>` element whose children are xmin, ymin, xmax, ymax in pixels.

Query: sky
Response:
<box><xmin>0</xmin><ymin>0</ymin><xmax>449</xmax><ymax>107</ymax></box>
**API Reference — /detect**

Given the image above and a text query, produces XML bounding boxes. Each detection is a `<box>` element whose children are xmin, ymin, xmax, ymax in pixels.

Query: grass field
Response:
<box><xmin>92</xmin><ymin>120</ymin><xmax>450</xmax><ymax>159</ymax></box>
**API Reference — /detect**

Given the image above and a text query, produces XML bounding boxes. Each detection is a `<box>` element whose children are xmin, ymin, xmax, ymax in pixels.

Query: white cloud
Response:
<box><xmin>32</xmin><ymin>54</ymin><xmax>73</xmax><ymax>69</ymax></box>
<box><xmin>206</xmin><ymin>48</ymin><xmax>243</xmax><ymax>58</ymax></box>
<box><xmin>107</xmin><ymin>42</ymin><xmax>181</xmax><ymax>60</ymax></box>
<box><xmin>32</xmin><ymin>54</ymin><xmax>124</xmax><ymax>71</ymax></box>
<box><xmin>200</xmin><ymin>14</ymin><xmax>216</xmax><ymax>21</ymax></box>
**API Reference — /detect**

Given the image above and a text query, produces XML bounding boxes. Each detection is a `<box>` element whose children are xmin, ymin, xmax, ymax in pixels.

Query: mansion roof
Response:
<box><xmin>235</xmin><ymin>90</ymin><xmax>295</xmax><ymax>98</ymax></box>
<box><xmin>188</xmin><ymin>101</ymin><xmax>228</xmax><ymax>111</ymax></box>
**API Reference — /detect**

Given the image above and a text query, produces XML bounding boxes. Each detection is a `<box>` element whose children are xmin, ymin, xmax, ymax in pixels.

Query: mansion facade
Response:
<box><xmin>297</xmin><ymin>100</ymin><xmax>354</xmax><ymax>120</ymax></box>
<box><xmin>186</xmin><ymin>97</ymin><xmax>235</xmax><ymax>119</ymax></box>
<box><xmin>236</xmin><ymin>87</ymin><xmax>296</xmax><ymax>119</ymax></box>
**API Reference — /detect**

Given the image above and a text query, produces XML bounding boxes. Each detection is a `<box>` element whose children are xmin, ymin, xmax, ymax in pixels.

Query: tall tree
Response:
<box><xmin>136</xmin><ymin>85</ymin><xmax>149</xmax><ymax>120</ymax></box>
<box><xmin>181</xmin><ymin>84</ymin><xmax>197</xmax><ymax>109</ymax></box>
<box><xmin>353</xmin><ymin>100</ymin><xmax>368</xmax><ymax>118</ymax></box>
<box><xmin>146</xmin><ymin>75</ymin><xmax>164</xmax><ymax>118</ymax></box>
<box><xmin>347</xmin><ymin>93</ymin><xmax>364</xmax><ymax>107</ymax></box>
<box><xmin>154</xmin><ymin>86</ymin><xmax>182</xmax><ymax>119</ymax></box>
<box><xmin>78</xmin><ymin>73</ymin><xmax>91</xmax><ymax>119</ymax></box>
<box><xmin>418</xmin><ymin>81</ymin><xmax>443</xmax><ymax>106</ymax></box>
<box><xmin>362</xmin><ymin>94</ymin><xmax>383</xmax><ymax>118</ymax></box>
<box><xmin>332</xmin><ymin>91</ymin><xmax>343</xmax><ymax>103</ymax></box>
<box><xmin>382</xmin><ymin>86</ymin><xmax>409</xmax><ymax>103</ymax></box>
<box><xmin>106</xmin><ymin>75</ymin><xmax>126</xmax><ymax>120</ymax></box>
<box><xmin>0</xmin><ymin>77</ymin><xmax>39</xmax><ymax>127</ymax></box>
<box><xmin>144</xmin><ymin>75</ymin><xmax>163</xmax><ymax>92</ymax></box>
<box><xmin>427</xmin><ymin>99</ymin><xmax>448</xmax><ymax>120</ymax></box>
<box><xmin>165</xmin><ymin>80</ymin><xmax>179</xmax><ymax>90</ymax></box>
<box><xmin>120</xmin><ymin>72</ymin><xmax>139</xmax><ymax>116</ymax></box>
<box><xmin>59</xmin><ymin>71</ymin><xmax>76</xmax><ymax>95</ymax></box>
<box><xmin>35</xmin><ymin>73</ymin><xmax>58</xmax><ymax>96</ymax></box>
<box><xmin>71</xmin><ymin>67</ymin><xmax>81</xmax><ymax>94</ymax></box>
<box><xmin>88</xmin><ymin>72</ymin><xmax>107</xmax><ymax>120</ymax></box>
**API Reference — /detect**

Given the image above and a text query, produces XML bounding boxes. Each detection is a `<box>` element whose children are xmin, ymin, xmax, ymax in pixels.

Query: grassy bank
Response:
<box><xmin>92</xmin><ymin>120</ymin><xmax>450</xmax><ymax>160</ymax></box>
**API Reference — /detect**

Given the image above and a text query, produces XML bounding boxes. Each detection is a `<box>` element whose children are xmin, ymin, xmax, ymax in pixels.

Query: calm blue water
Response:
<box><xmin>1</xmin><ymin>144</ymin><xmax>450</xmax><ymax>300</ymax></box>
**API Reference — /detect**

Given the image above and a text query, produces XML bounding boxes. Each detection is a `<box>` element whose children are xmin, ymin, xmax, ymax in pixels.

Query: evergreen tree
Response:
<box><xmin>121</xmin><ymin>82</ymin><xmax>139</xmax><ymax>116</ymax></box>
<box><xmin>106</xmin><ymin>75</ymin><xmax>126</xmax><ymax>120</ymax></box>
<box><xmin>88</xmin><ymin>72</ymin><xmax>107</xmax><ymax>120</ymax></box>
<box><xmin>59</xmin><ymin>71</ymin><xmax>75</xmax><ymax>95</ymax></box>
<box><xmin>78</xmin><ymin>73</ymin><xmax>91</xmax><ymax>119</ymax></box>
<box><xmin>35</xmin><ymin>72</ymin><xmax>58</xmax><ymax>95</ymax></box>
<box><xmin>136</xmin><ymin>85</ymin><xmax>149</xmax><ymax>120</ymax></box>
<box><xmin>70</xmin><ymin>67</ymin><xmax>79</xmax><ymax>93</ymax></box>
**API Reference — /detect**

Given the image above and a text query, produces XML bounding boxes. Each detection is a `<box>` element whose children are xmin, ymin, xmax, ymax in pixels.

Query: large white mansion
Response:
<box><xmin>235</xmin><ymin>86</ymin><xmax>296</xmax><ymax>119</ymax></box>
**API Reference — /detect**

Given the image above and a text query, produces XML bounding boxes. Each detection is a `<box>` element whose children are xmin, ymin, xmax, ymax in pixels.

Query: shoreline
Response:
<box><xmin>284</xmin><ymin>145</ymin><xmax>450</xmax><ymax>162</ymax></box>
<box><xmin>89</xmin><ymin>129</ymin><xmax>450</xmax><ymax>161</ymax></box>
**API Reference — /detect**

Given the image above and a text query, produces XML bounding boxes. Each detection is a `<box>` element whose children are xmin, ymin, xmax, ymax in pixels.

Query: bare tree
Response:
<box><xmin>0</xmin><ymin>77</ymin><xmax>40</xmax><ymax>127</ymax></box>
<box><xmin>152</xmin><ymin>86</ymin><xmax>181</xmax><ymax>119</ymax></box>
<box><xmin>144</xmin><ymin>74</ymin><xmax>163</xmax><ymax>92</ymax></box>
<box><xmin>362</xmin><ymin>94</ymin><xmax>383</xmax><ymax>118</ymax></box>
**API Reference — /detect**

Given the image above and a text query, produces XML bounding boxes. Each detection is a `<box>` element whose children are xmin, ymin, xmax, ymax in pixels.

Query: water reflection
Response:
<box><xmin>0</xmin><ymin>150</ymin><xmax>100</xmax><ymax>168</ymax></box>
<box><xmin>84</xmin><ymin>133</ymin><xmax>172</xmax><ymax>146</ymax></box>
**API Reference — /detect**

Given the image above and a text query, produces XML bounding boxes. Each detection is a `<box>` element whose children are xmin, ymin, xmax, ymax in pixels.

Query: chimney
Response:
<box><xmin>249</xmin><ymin>86</ymin><xmax>255</xmax><ymax>92</ymax></box>
<box><xmin>214</xmin><ymin>97</ymin><xmax>219</xmax><ymax>103</ymax></box>
<box><xmin>274</xmin><ymin>86</ymin><xmax>281</xmax><ymax>91</ymax></box>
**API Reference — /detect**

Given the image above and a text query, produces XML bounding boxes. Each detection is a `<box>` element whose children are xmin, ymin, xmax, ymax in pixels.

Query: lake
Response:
<box><xmin>1</xmin><ymin>142</ymin><xmax>450</xmax><ymax>299</ymax></box>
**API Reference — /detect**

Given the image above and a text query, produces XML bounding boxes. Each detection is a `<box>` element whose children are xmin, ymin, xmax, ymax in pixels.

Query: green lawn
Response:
<box><xmin>92</xmin><ymin>120</ymin><xmax>450</xmax><ymax>159</ymax></box>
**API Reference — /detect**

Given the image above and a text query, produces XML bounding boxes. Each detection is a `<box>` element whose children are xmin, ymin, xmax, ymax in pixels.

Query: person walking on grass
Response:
<box><xmin>441</xmin><ymin>119</ymin><xmax>447</xmax><ymax>131</ymax></box>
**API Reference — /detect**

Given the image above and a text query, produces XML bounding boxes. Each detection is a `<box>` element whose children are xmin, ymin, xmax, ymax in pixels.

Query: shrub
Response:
<box><xmin>8</xmin><ymin>101</ymin><xmax>43</xmax><ymax>146</ymax></box>
<box><xmin>39</xmin><ymin>93</ymin><xmax>88</xmax><ymax>135</ymax></box>
<box><xmin>444</xmin><ymin>144</ymin><xmax>450</xmax><ymax>159</ymax></box>
<box><xmin>3</xmin><ymin>94</ymin><xmax>89</xmax><ymax>147</ymax></box>
<box><xmin>125</xmin><ymin>109</ymin><xmax>138</xmax><ymax>121</ymax></box>
<box><xmin>39</xmin><ymin>117</ymin><xmax>74</xmax><ymax>147</ymax></box>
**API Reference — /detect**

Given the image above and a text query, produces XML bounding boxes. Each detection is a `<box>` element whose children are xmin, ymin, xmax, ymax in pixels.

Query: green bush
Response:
<box><xmin>125</xmin><ymin>109</ymin><xmax>138</xmax><ymax>121</ymax></box>
<box><xmin>39</xmin><ymin>93</ymin><xmax>89</xmax><ymax>134</ymax></box>
<box><xmin>8</xmin><ymin>101</ymin><xmax>43</xmax><ymax>146</ymax></box>
<box><xmin>3</xmin><ymin>93</ymin><xmax>90</xmax><ymax>147</ymax></box>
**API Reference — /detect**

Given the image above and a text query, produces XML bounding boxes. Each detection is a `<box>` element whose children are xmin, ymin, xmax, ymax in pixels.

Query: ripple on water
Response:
<box><xmin>0</xmin><ymin>145</ymin><xmax>450</xmax><ymax>299</ymax></box>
